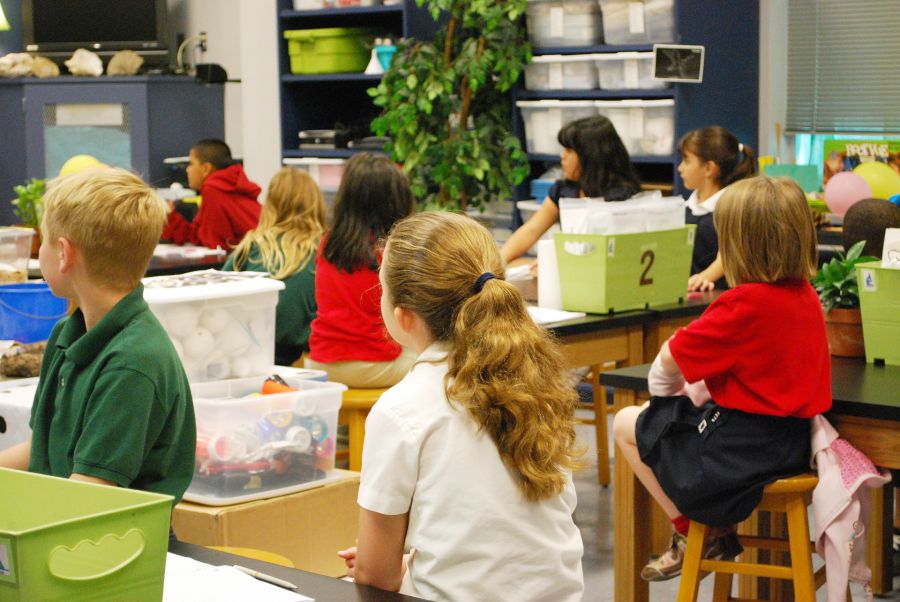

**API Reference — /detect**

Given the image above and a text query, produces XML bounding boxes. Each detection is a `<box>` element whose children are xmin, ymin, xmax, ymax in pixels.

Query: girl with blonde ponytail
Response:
<box><xmin>338</xmin><ymin>211</ymin><xmax>584</xmax><ymax>601</ymax></box>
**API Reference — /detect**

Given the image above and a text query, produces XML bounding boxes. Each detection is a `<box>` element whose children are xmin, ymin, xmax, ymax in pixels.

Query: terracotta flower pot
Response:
<box><xmin>824</xmin><ymin>307</ymin><xmax>865</xmax><ymax>358</ymax></box>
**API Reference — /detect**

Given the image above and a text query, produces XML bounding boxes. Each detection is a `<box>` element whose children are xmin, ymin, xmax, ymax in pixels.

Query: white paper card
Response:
<box><xmin>624</xmin><ymin>59</ymin><xmax>640</xmax><ymax>89</ymax></box>
<box><xmin>537</xmin><ymin>239</ymin><xmax>563</xmax><ymax>310</ymax></box>
<box><xmin>549</xmin><ymin>63</ymin><xmax>564</xmax><ymax>89</ymax></box>
<box><xmin>550</xmin><ymin>7</ymin><xmax>565</xmax><ymax>38</ymax></box>
<box><xmin>628</xmin><ymin>2</ymin><xmax>646</xmax><ymax>34</ymax></box>
<box><xmin>527</xmin><ymin>305</ymin><xmax>586</xmax><ymax>325</ymax></box>
<box><xmin>163</xmin><ymin>553</ymin><xmax>314</xmax><ymax>602</ymax></box>
<box><xmin>881</xmin><ymin>228</ymin><xmax>900</xmax><ymax>268</ymax></box>
<box><xmin>56</xmin><ymin>103</ymin><xmax>124</xmax><ymax>127</ymax></box>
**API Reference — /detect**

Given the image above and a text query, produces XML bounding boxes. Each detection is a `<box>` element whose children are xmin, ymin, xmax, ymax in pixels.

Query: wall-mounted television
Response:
<box><xmin>23</xmin><ymin>0</ymin><xmax>169</xmax><ymax>65</ymax></box>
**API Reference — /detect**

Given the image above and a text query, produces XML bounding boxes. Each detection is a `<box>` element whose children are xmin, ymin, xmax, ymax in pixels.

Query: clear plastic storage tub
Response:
<box><xmin>595</xmin><ymin>52</ymin><xmax>668</xmax><ymax>90</ymax></box>
<box><xmin>594</xmin><ymin>99</ymin><xmax>674</xmax><ymax>156</ymax></box>
<box><xmin>525</xmin><ymin>54</ymin><xmax>599</xmax><ymax>90</ymax></box>
<box><xmin>599</xmin><ymin>0</ymin><xmax>675</xmax><ymax>44</ymax></box>
<box><xmin>142</xmin><ymin>271</ymin><xmax>284</xmax><ymax>382</ymax></box>
<box><xmin>526</xmin><ymin>0</ymin><xmax>603</xmax><ymax>48</ymax></box>
<box><xmin>516</xmin><ymin>100</ymin><xmax>598</xmax><ymax>155</ymax></box>
<box><xmin>184</xmin><ymin>376</ymin><xmax>347</xmax><ymax>505</ymax></box>
<box><xmin>0</xmin><ymin>227</ymin><xmax>33</xmax><ymax>284</ymax></box>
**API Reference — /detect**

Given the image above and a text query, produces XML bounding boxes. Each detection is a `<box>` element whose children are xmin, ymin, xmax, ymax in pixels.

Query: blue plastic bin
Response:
<box><xmin>530</xmin><ymin>179</ymin><xmax>555</xmax><ymax>202</ymax></box>
<box><xmin>0</xmin><ymin>282</ymin><xmax>68</xmax><ymax>343</ymax></box>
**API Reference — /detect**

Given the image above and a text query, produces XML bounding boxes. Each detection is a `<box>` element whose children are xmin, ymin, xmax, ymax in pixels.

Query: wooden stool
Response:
<box><xmin>207</xmin><ymin>546</ymin><xmax>294</xmax><ymax>568</ymax></box>
<box><xmin>338</xmin><ymin>388</ymin><xmax>388</xmax><ymax>472</ymax></box>
<box><xmin>677</xmin><ymin>473</ymin><xmax>825</xmax><ymax>602</ymax></box>
<box><xmin>574</xmin><ymin>364</ymin><xmax>613</xmax><ymax>486</ymax></box>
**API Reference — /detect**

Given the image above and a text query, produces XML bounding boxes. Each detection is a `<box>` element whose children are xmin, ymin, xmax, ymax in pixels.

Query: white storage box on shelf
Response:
<box><xmin>185</xmin><ymin>375</ymin><xmax>347</xmax><ymax>505</ymax></box>
<box><xmin>526</xmin><ymin>0</ymin><xmax>603</xmax><ymax>48</ymax></box>
<box><xmin>282</xmin><ymin>157</ymin><xmax>346</xmax><ymax>192</ymax></box>
<box><xmin>599</xmin><ymin>0</ymin><xmax>675</xmax><ymax>45</ymax></box>
<box><xmin>595</xmin><ymin>52</ymin><xmax>668</xmax><ymax>90</ymax></box>
<box><xmin>594</xmin><ymin>99</ymin><xmax>674</xmax><ymax>156</ymax></box>
<box><xmin>516</xmin><ymin>100</ymin><xmax>598</xmax><ymax>155</ymax></box>
<box><xmin>524</xmin><ymin>54</ymin><xmax>599</xmax><ymax>90</ymax></box>
<box><xmin>142</xmin><ymin>270</ymin><xmax>284</xmax><ymax>382</ymax></box>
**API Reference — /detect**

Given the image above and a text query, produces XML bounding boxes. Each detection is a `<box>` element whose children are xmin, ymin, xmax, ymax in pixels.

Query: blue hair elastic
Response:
<box><xmin>474</xmin><ymin>272</ymin><xmax>496</xmax><ymax>293</ymax></box>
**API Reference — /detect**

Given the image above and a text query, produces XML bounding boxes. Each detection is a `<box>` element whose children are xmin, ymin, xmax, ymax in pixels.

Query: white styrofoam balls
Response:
<box><xmin>165</xmin><ymin>306</ymin><xmax>199</xmax><ymax>335</ymax></box>
<box><xmin>206</xmin><ymin>357</ymin><xmax>231</xmax><ymax>381</ymax></box>
<box><xmin>250</xmin><ymin>315</ymin><xmax>269</xmax><ymax>345</ymax></box>
<box><xmin>183</xmin><ymin>327</ymin><xmax>216</xmax><ymax>358</ymax></box>
<box><xmin>200</xmin><ymin>307</ymin><xmax>231</xmax><ymax>334</ymax></box>
<box><xmin>216</xmin><ymin>327</ymin><xmax>251</xmax><ymax>356</ymax></box>
<box><xmin>231</xmin><ymin>356</ymin><xmax>251</xmax><ymax>378</ymax></box>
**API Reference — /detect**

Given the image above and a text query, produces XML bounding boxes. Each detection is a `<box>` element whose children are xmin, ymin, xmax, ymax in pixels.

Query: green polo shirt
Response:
<box><xmin>224</xmin><ymin>241</ymin><xmax>317</xmax><ymax>364</ymax></box>
<box><xmin>29</xmin><ymin>285</ymin><xmax>196</xmax><ymax>503</ymax></box>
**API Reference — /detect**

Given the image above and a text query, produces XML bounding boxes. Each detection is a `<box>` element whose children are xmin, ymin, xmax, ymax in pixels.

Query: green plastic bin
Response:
<box><xmin>857</xmin><ymin>260</ymin><xmax>900</xmax><ymax>366</ymax></box>
<box><xmin>554</xmin><ymin>226</ymin><xmax>695</xmax><ymax>313</ymax></box>
<box><xmin>0</xmin><ymin>468</ymin><xmax>173</xmax><ymax>601</ymax></box>
<box><xmin>284</xmin><ymin>27</ymin><xmax>376</xmax><ymax>74</ymax></box>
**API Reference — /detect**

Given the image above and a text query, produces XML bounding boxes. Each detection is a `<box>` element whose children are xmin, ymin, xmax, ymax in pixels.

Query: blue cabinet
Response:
<box><xmin>0</xmin><ymin>75</ymin><xmax>223</xmax><ymax>225</ymax></box>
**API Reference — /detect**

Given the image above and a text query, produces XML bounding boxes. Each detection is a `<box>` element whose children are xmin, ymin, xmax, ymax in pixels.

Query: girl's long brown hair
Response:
<box><xmin>383</xmin><ymin>212</ymin><xmax>581</xmax><ymax>501</ymax></box>
<box><xmin>229</xmin><ymin>167</ymin><xmax>325</xmax><ymax>279</ymax></box>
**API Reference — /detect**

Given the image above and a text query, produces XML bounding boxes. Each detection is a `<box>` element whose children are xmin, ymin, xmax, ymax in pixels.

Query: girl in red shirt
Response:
<box><xmin>613</xmin><ymin>176</ymin><xmax>831</xmax><ymax>582</ymax></box>
<box><xmin>307</xmin><ymin>153</ymin><xmax>416</xmax><ymax>387</ymax></box>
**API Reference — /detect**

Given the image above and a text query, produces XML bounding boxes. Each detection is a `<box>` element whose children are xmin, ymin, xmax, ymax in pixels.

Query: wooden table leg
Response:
<box><xmin>868</xmin><ymin>483</ymin><xmax>894</xmax><ymax>595</ymax></box>
<box><xmin>613</xmin><ymin>389</ymin><xmax>650</xmax><ymax>602</ymax></box>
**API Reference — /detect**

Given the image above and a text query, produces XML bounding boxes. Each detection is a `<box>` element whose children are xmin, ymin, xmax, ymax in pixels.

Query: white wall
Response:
<box><xmin>758</xmin><ymin>0</ymin><xmax>792</xmax><ymax>161</ymax></box>
<box><xmin>167</xmin><ymin>0</ymin><xmax>281</xmax><ymax>195</ymax></box>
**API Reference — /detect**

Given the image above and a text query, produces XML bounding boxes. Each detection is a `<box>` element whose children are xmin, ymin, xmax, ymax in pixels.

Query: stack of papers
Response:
<box><xmin>526</xmin><ymin>306</ymin><xmax>586</xmax><ymax>325</ymax></box>
<box><xmin>163</xmin><ymin>553</ymin><xmax>313</xmax><ymax>602</ymax></box>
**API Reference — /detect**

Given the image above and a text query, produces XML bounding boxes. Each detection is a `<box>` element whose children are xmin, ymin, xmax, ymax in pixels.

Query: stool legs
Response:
<box><xmin>593</xmin><ymin>372</ymin><xmax>610</xmax><ymax>486</ymax></box>
<box><xmin>677</xmin><ymin>521</ymin><xmax>708</xmax><ymax>602</ymax></box>
<box><xmin>785</xmin><ymin>495</ymin><xmax>816</xmax><ymax>602</ymax></box>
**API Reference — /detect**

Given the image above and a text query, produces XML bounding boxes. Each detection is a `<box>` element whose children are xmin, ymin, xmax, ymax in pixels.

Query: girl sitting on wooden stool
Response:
<box><xmin>613</xmin><ymin>176</ymin><xmax>831</xmax><ymax>582</ymax></box>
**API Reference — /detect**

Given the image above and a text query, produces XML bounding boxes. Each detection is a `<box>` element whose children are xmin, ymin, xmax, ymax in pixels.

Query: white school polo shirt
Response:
<box><xmin>358</xmin><ymin>343</ymin><xmax>584</xmax><ymax>602</ymax></box>
<box><xmin>685</xmin><ymin>186</ymin><xmax>726</xmax><ymax>216</ymax></box>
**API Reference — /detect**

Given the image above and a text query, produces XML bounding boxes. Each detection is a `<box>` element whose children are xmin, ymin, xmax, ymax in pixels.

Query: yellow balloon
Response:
<box><xmin>852</xmin><ymin>161</ymin><xmax>900</xmax><ymax>200</ymax></box>
<box><xmin>58</xmin><ymin>154</ymin><xmax>106</xmax><ymax>177</ymax></box>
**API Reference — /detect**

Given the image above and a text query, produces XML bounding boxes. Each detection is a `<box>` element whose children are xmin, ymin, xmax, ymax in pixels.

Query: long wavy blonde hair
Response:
<box><xmin>383</xmin><ymin>212</ymin><xmax>581</xmax><ymax>501</ymax></box>
<box><xmin>230</xmin><ymin>167</ymin><xmax>325</xmax><ymax>279</ymax></box>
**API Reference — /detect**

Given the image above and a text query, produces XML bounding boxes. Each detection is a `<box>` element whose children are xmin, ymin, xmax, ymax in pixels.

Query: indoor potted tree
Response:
<box><xmin>368</xmin><ymin>0</ymin><xmax>531</xmax><ymax>211</ymax></box>
<box><xmin>811</xmin><ymin>240</ymin><xmax>877</xmax><ymax>357</ymax></box>
<box><xmin>11</xmin><ymin>178</ymin><xmax>46</xmax><ymax>258</ymax></box>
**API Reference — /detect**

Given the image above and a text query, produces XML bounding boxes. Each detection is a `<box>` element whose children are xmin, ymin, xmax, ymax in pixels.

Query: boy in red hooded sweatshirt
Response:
<box><xmin>162</xmin><ymin>139</ymin><xmax>262</xmax><ymax>251</ymax></box>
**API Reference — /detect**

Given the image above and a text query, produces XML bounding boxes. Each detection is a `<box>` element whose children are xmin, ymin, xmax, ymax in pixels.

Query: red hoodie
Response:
<box><xmin>162</xmin><ymin>164</ymin><xmax>262</xmax><ymax>250</ymax></box>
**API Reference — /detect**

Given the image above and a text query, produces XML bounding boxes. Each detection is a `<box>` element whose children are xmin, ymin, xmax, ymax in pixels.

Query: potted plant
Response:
<box><xmin>12</xmin><ymin>178</ymin><xmax>46</xmax><ymax>258</ymax></box>
<box><xmin>368</xmin><ymin>0</ymin><xmax>531</xmax><ymax>211</ymax></box>
<box><xmin>811</xmin><ymin>240</ymin><xmax>877</xmax><ymax>357</ymax></box>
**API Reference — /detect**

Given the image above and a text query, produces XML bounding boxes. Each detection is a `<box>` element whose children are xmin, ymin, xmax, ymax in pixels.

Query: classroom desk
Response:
<box><xmin>600</xmin><ymin>359</ymin><xmax>900</xmax><ymax>602</ymax></box>
<box><xmin>169</xmin><ymin>541</ymin><xmax>426</xmax><ymax>602</ymax></box>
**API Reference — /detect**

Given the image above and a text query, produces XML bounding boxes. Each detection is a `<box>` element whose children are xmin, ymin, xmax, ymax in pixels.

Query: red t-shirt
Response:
<box><xmin>668</xmin><ymin>280</ymin><xmax>831</xmax><ymax>418</ymax></box>
<box><xmin>308</xmin><ymin>243</ymin><xmax>401</xmax><ymax>363</ymax></box>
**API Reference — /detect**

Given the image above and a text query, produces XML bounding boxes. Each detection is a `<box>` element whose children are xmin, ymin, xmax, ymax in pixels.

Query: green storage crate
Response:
<box><xmin>555</xmin><ymin>226</ymin><xmax>695</xmax><ymax>313</ymax></box>
<box><xmin>0</xmin><ymin>468</ymin><xmax>172</xmax><ymax>601</ymax></box>
<box><xmin>857</xmin><ymin>260</ymin><xmax>900</xmax><ymax>366</ymax></box>
<box><xmin>284</xmin><ymin>27</ymin><xmax>376</xmax><ymax>74</ymax></box>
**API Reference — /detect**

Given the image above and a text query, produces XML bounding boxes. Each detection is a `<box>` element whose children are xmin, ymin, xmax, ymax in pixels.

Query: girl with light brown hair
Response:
<box><xmin>613</xmin><ymin>176</ymin><xmax>830</xmax><ymax>582</ymax></box>
<box><xmin>224</xmin><ymin>167</ymin><xmax>325</xmax><ymax>365</ymax></box>
<box><xmin>338</xmin><ymin>211</ymin><xmax>584</xmax><ymax>601</ymax></box>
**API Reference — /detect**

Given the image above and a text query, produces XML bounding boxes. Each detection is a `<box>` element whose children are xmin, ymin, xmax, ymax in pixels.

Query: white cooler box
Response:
<box><xmin>594</xmin><ymin>99</ymin><xmax>674</xmax><ymax>157</ymax></box>
<box><xmin>526</xmin><ymin>0</ymin><xmax>603</xmax><ymax>48</ymax></box>
<box><xmin>525</xmin><ymin>54</ymin><xmax>599</xmax><ymax>90</ymax></box>
<box><xmin>516</xmin><ymin>100</ymin><xmax>598</xmax><ymax>155</ymax></box>
<box><xmin>143</xmin><ymin>271</ymin><xmax>285</xmax><ymax>382</ymax></box>
<box><xmin>595</xmin><ymin>52</ymin><xmax>669</xmax><ymax>90</ymax></box>
<box><xmin>185</xmin><ymin>375</ymin><xmax>347</xmax><ymax>505</ymax></box>
<box><xmin>599</xmin><ymin>0</ymin><xmax>675</xmax><ymax>44</ymax></box>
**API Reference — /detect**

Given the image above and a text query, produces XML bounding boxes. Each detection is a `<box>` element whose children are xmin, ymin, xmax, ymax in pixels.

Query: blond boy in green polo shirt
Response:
<box><xmin>0</xmin><ymin>169</ymin><xmax>196</xmax><ymax>503</ymax></box>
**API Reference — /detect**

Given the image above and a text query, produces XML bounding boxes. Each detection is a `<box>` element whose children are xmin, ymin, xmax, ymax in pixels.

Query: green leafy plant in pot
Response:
<box><xmin>368</xmin><ymin>0</ymin><xmax>531</xmax><ymax>211</ymax></box>
<box><xmin>11</xmin><ymin>178</ymin><xmax>46</xmax><ymax>259</ymax></box>
<box><xmin>811</xmin><ymin>240</ymin><xmax>877</xmax><ymax>357</ymax></box>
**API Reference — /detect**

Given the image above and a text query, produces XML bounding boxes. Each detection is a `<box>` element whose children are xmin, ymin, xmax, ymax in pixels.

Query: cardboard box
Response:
<box><xmin>172</xmin><ymin>471</ymin><xmax>359</xmax><ymax>577</ymax></box>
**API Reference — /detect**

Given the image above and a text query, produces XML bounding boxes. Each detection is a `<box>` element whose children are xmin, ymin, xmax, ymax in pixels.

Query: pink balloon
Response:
<box><xmin>824</xmin><ymin>171</ymin><xmax>872</xmax><ymax>217</ymax></box>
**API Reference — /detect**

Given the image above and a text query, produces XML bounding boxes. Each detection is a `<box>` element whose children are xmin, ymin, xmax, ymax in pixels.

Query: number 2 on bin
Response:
<box><xmin>639</xmin><ymin>250</ymin><xmax>655</xmax><ymax>286</ymax></box>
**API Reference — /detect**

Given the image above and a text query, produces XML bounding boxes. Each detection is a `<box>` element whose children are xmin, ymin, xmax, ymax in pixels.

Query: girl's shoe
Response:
<box><xmin>640</xmin><ymin>529</ymin><xmax>744</xmax><ymax>582</ymax></box>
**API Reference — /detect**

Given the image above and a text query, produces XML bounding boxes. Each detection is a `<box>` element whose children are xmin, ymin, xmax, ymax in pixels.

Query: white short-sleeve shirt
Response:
<box><xmin>358</xmin><ymin>343</ymin><xmax>584</xmax><ymax>602</ymax></box>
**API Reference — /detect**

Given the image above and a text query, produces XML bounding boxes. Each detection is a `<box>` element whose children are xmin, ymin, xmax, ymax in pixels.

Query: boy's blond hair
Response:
<box><xmin>43</xmin><ymin>168</ymin><xmax>167</xmax><ymax>290</ymax></box>
<box><xmin>714</xmin><ymin>176</ymin><xmax>818</xmax><ymax>287</ymax></box>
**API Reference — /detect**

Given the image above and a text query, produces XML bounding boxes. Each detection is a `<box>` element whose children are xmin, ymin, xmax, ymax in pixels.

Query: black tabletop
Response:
<box><xmin>169</xmin><ymin>541</ymin><xmax>426</xmax><ymax>602</ymax></box>
<box><xmin>599</xmin><ymin>358</ymin><xmax>900</xmax><ymax>422</ymax></box>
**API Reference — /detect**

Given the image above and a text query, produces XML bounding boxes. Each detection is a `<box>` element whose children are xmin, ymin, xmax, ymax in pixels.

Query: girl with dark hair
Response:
<box><xmin>500</xmin><ymin>115</ymin><xmax>641</xmax><ymax>263</ymax></box>
<box><xmin>307</xmin><ymin>153</ymin><xmax>417</xmax><ymax>387</ymax></box>
<box><xmin>678</xmin><ymin>126</ymin><xmax>757</xmax><ymax>291</ymax></box>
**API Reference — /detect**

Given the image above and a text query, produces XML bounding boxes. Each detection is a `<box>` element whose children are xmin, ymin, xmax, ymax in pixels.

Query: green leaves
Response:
<box><xmin>11</xmin><ymin>178</ymin><xmax>46</xmax><ymax>228</ymax></box>
<box><xmin>367</xmin><ymin>0</ymin><xmax>530</xmax><ymax>211</ymax></box>
<box><xmin>811</xmin><ymin>240</ymin><xmax>878</xmax><ymax>313</ymax></box>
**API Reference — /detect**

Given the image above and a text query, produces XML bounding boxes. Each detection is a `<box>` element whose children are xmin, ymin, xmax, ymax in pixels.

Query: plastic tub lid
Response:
<box><xmin>282</xmin><ymin>157</ymin><xmax>345</xmax><ymax>166</ymax></box>
<box><xmin>594</xmin><ymin>99</ymin><xmax>674</xmax><ymax>108</ymax></box>
<box><xmin>0</xmin><ymin>227</ymin><xmax>35</xmax><ymax>241</ymax></box>
<box><xmin>529</xmin><ymin>54</ymin><xmax>600</xmax><ymax>63</ymax></box>
<box><xmin>142</xmin><ymin>270</ymin><xmax>285</xmax><ymax>304</ymax></box>
<box><xmin>516</xmin><ymin>99</ymin><xmax>598</xmax><ymax>108</ymax></box>
<box><xmin>593</xmin><ymin>52</ymin><xmax>655</xmax><ymax>61</ymax></box>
